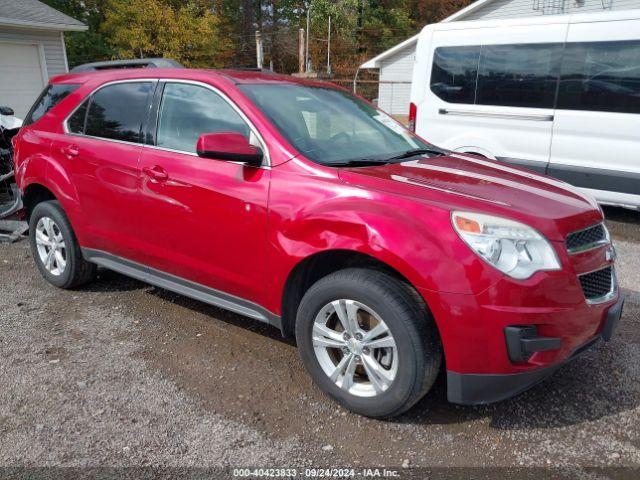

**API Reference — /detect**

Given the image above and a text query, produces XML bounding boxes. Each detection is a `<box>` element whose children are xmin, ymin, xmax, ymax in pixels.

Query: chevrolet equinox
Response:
<box><xmin>13</xmin><ymin>67</ymin><xmax>624</xmax><ymax>418</ymax></box>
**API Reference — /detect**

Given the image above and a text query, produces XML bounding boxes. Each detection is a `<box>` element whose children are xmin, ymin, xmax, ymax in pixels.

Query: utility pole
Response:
<box><xmin>326</xmin><ymin>16</ymin><xmax>331</xmax><ymax>76</ymax></box>
<box><xmin>255</xmin><ymin>30</ymin><xmax>263</xmax><ymax>69</ymax></box>
<box><xmin>298</xmin><ymin>28</ymin><xmax>305</xmax><ymax>74</ymax></box>
<box><xmin>305</xmin><ymin>7</ymin><xmax>310</xmax><ymax>72</ymax></box>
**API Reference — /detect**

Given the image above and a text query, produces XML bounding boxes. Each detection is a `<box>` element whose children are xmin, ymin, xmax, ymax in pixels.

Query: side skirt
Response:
<box><xmin>81</xmin><ymin>248</ymin><xmax>282</xmax><ymax>330</ymax></box>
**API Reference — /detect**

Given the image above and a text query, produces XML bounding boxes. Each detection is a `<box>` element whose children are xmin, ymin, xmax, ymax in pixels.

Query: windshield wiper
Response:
<box><xmin>330</xmin><ymin>147</ymin><xmax>447</xmax><ymax>168</ymax></box>
<box><xmin>385</xmin><ymin>147</ymin><xmax>447</xmax><ymax>161</ymax></box>
<box><xmin>330</xmin><ymin>158</ymin><xmax>395</xmax><ymax>167</ymax></box>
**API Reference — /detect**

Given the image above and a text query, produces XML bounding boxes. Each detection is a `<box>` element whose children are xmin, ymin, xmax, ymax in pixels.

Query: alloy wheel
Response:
<box><xmin>312</xmin><ymin>299</ymin><xmax>398</xmax><ymax>397</ymax></box>
<box><xmin>35</xmin><ymin>217</ymin><xmax>67</xmax><ymax>276</ymax></box>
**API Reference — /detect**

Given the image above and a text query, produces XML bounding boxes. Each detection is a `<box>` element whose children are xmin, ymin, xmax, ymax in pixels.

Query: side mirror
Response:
<box><xmin>0</xmin><ymin>106</ymin><xmax>14</xmax><ymax>116</ymax></box>
<box><xmin>196</xmin><ymin>132</ymin><xmax>263</xmax><ymax>167</ymax></box>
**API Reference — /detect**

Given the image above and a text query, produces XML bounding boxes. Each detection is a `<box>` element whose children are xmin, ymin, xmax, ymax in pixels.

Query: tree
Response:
<box><xmin>102</xmin><ymin>0</ymin><xmax>232</xmax><ymax>68</ymax></box>
<box><xmin>43</xmin><ymin>0</ymin><xmax>475</xmax><ymax>75</ymax></box>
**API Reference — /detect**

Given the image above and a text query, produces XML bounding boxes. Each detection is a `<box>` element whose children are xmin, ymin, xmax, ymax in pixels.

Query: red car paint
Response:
<box><xmin>13</xmin><ymin>68</ymin><xmax>619</xmax><ymax>384</ymax></box>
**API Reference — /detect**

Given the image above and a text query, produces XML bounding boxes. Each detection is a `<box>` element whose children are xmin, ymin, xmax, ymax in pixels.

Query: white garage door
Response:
<box><xmin>0</xmin><ymin>42</ymin><xmax>46</xmax><ymax>118</ymax></box>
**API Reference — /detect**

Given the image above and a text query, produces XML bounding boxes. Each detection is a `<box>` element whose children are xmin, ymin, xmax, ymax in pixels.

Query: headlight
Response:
<box><xmin>451</xmin><ymin>211</ymin><xmax>561</xmax><ymax>280</ymax></box>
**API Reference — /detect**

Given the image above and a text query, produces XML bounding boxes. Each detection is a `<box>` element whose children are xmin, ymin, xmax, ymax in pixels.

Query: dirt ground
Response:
<box><xmin>0</xmin><ymin>207</ymin><xmax>639</xmax><ymax>478</ymax></box>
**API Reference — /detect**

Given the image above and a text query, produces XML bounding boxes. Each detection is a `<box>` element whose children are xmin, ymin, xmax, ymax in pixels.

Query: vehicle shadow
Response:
<box><xmin>604</xmin><ymin>206</ymin><xmax>640</xmax><ymax>243</ymax></box>
<box><xmin>603</xmin><ymin>206</ymin><xmax>640</xmax><ymax>225</ymax></box>
<box><xmin>78</xmin><ymin>267</ymin><xmax>149</xmax><ymax>292</ymax></box>
<box><xmin>146</xmin><ymin>285</ymin><xmax>294</xmax><ymax>346</ymax></box>
<box><xmin>82</xmin><ymin>268</ymin><xmax>639</xmax><ymax>433</ymax></box>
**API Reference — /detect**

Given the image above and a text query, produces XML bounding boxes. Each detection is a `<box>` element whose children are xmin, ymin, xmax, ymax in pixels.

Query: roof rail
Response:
<box><xmin>70</xmin><ymin>58</ymin><xmax>184</xmax><ymax>73</ymax></box>
<box><xmin>225</xmin><ymin>67</ymin><xmax>275</xmax><ymax>74</ymax></box>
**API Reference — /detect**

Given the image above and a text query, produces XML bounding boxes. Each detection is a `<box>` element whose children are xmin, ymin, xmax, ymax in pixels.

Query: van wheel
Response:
<box><xmin>295</xmin><ymin>268</ymin><xmax>441</xmax><ymax>418</ymax></box>
<box><xmin>29</xmin><ymin>200</ymin><xmax>96</xmax><ymax>289</ymax></box>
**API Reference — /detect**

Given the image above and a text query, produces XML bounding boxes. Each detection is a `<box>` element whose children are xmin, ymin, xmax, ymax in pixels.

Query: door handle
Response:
<box><xmin>61</xmin><ymin>144</ymin><xmax>79</xmax><ymax>158</ymax></box>
<box><xmin>143</xmin><ymin>165</ymin><xmax>169</xmax><ymax>182</ymax></box>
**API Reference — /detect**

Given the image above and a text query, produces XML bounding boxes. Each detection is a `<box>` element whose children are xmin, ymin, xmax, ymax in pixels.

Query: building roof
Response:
<box><xmin>359</xmin><ymin>33</ymin><xmax>420</xmax><ymax>69</ymax></box>
<box><xmin>0</xmin><ymin>0</ymin><xmax>87</xmax><ymax>31</ymax></box>
<box><xmin>358</xmin><ymin>0</ymin><xmax>494</xmax><ymax>69</ymax></box>
<box><xmin>441</xmin><ymin>0</ymin><xmax>497</xmax><ymax>22</ymax></box>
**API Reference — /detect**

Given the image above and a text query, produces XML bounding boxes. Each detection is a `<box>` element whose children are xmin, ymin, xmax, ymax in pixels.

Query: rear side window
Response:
<box><xmin>85</xmin><ymin>82</ymin><xmax>153</xmax><ymax>143</ymax></box>
<box><xmin>23</xmin><ymin>84</ymin><xmax>79</xmax><ymax>126</ymax></box>
<box><xmin>430</xmin><ymin>46</ymin><xmax>480</xmax><ymax>104</ymax></box>
<box><xmin>476</xmin><ymin>44</ymin><xmax>562</xmax><ymax>109</ymax></box>
<box><xmin>558</xmin><ymin>40</ymin><xmax>640</xmax><ymax>114</ymax></box>
<box><xmin>67</xmin><ymin>100</ymin><xmax>88</xmax><ymax>134</ymax></box>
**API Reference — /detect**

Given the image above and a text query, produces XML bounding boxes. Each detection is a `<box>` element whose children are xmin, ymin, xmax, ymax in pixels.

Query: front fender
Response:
<box><xmin>266</xmin><ymin>166</ymin><xmax>501</xmax><ymax>316</ymax></box>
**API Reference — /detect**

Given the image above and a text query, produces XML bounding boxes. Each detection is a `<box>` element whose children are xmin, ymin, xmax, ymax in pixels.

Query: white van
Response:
<box><xmin>409</xmin><ymin>10</ymin><xmax>640</xmax><ymax>209</ymax></box>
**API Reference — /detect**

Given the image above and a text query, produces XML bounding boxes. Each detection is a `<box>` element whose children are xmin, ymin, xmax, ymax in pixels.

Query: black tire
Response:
<box><xmin>29</xmin><ymin>200</ymin><xmax>96</xmax><ymax>289</ymax></box>
<box><xmin>295</xmin><ymin>268</ymin><xmax>442</xmax><ymax>418</ymax></box>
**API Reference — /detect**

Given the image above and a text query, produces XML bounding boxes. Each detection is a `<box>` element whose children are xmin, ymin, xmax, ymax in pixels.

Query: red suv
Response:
<box><xmin>13</xmin><ymin>66</ymin><xmax>624</xmax><ymax>418</ymax></box>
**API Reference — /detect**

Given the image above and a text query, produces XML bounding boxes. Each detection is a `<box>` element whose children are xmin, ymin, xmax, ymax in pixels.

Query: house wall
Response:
<box><xmin>0</xmin><ymin>26</ymin><xmax>68</xmax><ymax>78</ymax></box>
<box><xmin>463</xmin><ymin>0</ymin><xmax>640</xmax><ymax>20</ymax></box>
<box><xmin>377</xmin><ymin>44</ymin><xmax>415</xmax><ymax>115</ymax></box>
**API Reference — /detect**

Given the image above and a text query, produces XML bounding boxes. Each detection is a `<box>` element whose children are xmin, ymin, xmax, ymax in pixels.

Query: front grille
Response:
<box><xmin>579</xmin><ymin>266</ymin><xmax>613</xmax><ymax>302</ymax></box>
<box><xmin>566</xmin><ymin>224</ymin><xmax>608</xmax><ymax>253</ymax></box>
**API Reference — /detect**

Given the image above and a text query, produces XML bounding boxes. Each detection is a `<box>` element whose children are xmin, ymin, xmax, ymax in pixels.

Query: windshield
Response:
<box><xmin>238</xmin><ymin>84</ymin><xmax>430</xmax><ymax>165</ymax></box>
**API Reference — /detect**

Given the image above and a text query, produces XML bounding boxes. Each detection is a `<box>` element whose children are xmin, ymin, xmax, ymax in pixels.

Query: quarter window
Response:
<box><xmin>23</xmin><ymin>84</ymin><xmax>79</xmax><ymax>126</ymax></box>
<box><xmin>557</xmin><ymin>40</ymin><xmax>640</xmax><ymax>114</ymax></box>
<box><xmin>85</xmin><ymin>82</ymin><xmax>153</xmax><ymax>143</ymax></box>
<box><xmin>430</xmin><ymin>46</ymin><xmax>480</xmax><ymax>104</ymax></box>
<box><xmin>476</xmin><ymin>44</ymin><xmax>562</xmax><ymax>109</ymax></box>
<box><xmin>156</xmin><ymin>83</ymin><xmax>250</xmax><ymax>153</ymax></box>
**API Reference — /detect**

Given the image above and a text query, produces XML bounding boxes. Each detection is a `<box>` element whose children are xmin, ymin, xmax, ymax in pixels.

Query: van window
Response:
<box><xmin>85</xmin><ymin>82</ymin><xmax>153</xmax><ymax>143</ymax></box>
<box><xmin>23</xmin><ymin>84</ymin><xmax>79</xmax><ymax>126</ymax></box>
<box><xmin>476</xmin><ymin>44</ymin><xmax>562</xmax><ymax>109</ymax></box>
<box><xmin>558</xmin><ymin>40</ymin><xmax>640</xmax><ymax>114</ymax></box>
<box><xmin>430</xmin><ymin>46</ymin><xmax>480</xmax><ymax>104</ymax></box>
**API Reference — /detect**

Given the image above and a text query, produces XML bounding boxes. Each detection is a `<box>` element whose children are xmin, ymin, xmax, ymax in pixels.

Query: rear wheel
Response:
<box><xmin>29</xmin><ymin>200</ymin><xmax>96</xmax><ymax>289</ymax></box>
<box><xmin>296</xmin><ymin>268</ymin><xmax>441</xmax><ymax>418</ymax></box>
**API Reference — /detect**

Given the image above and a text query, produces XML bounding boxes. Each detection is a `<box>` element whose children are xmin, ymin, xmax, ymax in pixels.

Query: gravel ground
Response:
<box><xmin>0</xmin><ymin>207</ymin><xmax>639</xmax><ymax>478</ymax></box>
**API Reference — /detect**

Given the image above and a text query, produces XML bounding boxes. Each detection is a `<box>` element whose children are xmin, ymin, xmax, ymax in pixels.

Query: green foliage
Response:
<box><xmin>40</xmin><ymin>0</ymin><xmax>474</xmax><ymax>74</ymax></box>
<box><xmin>102</xmin><ymin>0</ymin><xmax>231</xmax><ymax>68</ymax></box>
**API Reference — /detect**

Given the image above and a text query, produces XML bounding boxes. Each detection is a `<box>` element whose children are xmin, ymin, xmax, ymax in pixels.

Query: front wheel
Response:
<box><xmin>295</xmin><ymin>268</ymin><xmax>442</xmax><ymax>418</ymax></box>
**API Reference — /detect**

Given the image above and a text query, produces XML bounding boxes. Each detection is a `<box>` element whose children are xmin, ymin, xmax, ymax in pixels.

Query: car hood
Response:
<box><xmin>337</xmin><ymin>153</ymin><xmax>603</xmax><ymax>241</ymax></box>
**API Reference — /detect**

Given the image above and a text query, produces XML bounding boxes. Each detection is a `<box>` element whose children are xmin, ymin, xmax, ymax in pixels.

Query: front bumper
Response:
<box><xmin>446</xmin><ymin>292</ymin><xmax>624</xmax><ymax>405</ymax></box>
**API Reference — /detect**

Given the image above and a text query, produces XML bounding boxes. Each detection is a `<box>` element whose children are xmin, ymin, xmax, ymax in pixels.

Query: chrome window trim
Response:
<box><xmin>579</xmin><ymin>265</ymin><xmax>618</xmax><ymax>305</ymax></box>
<box><xmin>566</xmin><ymin>223</ymin><xmax>610</xmax><ymax>255</ymax></box>
<box><xmin>62</xmin><ymin>78</ymin><xmax>157</xmax><ymax>145</ymax></box>
<box><xmin>62</xmin><ymin>78</ymin><xmax>271</xmax><ymax>168</ymax></box>
<box><xmin>63</xmin><ymin>132</ymin><xmax>144</xmax><ymax>148</ymax></box>
<box><xmin>151</xmin><ymin>79</ymin><xmax>270</xmax><ymax>167</ymax></box>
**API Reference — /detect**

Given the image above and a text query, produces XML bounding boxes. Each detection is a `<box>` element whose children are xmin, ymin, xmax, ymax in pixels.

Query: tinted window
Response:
<box><xmin>430</xmin><ymin>46</ymin><xmax>480</xmax><ymax>104</ymax></box>
<box><xmin>156</xmin><ymin>83</ymin><xmax>250</xmax><ymax>153</ymax></box>
<box><xmin>85</xmin><ymin>82</ymin><xmax>152</xmax><ymax>143</ymax></box>
<box><xmin>68</xmin><ymin>100</ymin><xmax>88</xmax><ymax>134</ymax></box>
<box><xmin>240</xmin><ymin>84</ymin><xmax>427</xmax><ymax>165</ymax></box>
<box><xmin>558</xmin><ymin>40</ymin><xmax>640</xmax><ymax>114</ymax></box>
<box><xmin>476</xmin><ymin>44</ymin><xmax>561</xmax><ymax>108</ymax></box>
<box><xmin>23</xmin><ymin>84</ymin><xmax>79</xmax><ymax>126</ymax></box>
